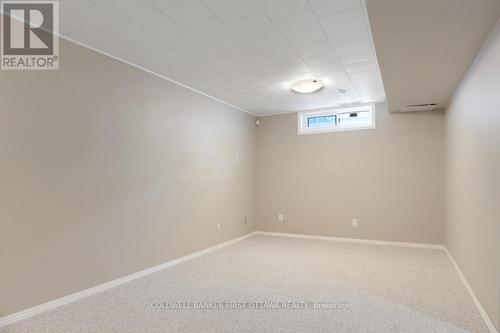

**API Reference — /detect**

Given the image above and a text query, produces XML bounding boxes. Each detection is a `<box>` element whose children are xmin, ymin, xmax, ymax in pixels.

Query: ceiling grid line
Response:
<box><xmin>58</xmin><ymin>0</ymin><xmax>386</xmax><ymax>115</ymax></box>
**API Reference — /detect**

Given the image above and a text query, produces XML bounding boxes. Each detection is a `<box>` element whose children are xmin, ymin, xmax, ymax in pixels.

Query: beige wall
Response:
<box><xmin>444</xmin><ymin>18</ymin><xmax>500</xmax><ymax>330</ymax></box>
<box><xmin>255</xmin><ymin>103</ymin><xmax>445</xmax><ymax>244</ymax></box>
<box><xmin>0</xmin><ymin>39</ymin><xmax>256</xmax><ymax>316</ymax></box>
<box><xmin>2</xmin><ymin>18</ymin><xmax>498</xmax><ymax>328</ymax></box>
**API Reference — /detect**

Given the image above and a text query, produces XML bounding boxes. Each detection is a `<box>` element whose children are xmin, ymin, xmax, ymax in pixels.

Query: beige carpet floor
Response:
<box><xmin>0</xmin><ymin>235</ymin><xmax>488</xmax><ymax>332</ymax></box>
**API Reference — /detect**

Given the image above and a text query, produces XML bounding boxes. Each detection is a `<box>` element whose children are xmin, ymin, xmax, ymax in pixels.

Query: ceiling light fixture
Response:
<box><xmin>291</xmin><ymin>79</ymin><xmax>324</xmax><ymax>94</ymax></box>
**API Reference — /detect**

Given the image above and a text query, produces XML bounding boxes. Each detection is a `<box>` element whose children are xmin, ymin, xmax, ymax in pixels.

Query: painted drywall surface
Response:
<box><xmin>444</xmin><ymin>18</ymin><xmax>500</xmax><ymax>330</ymax></box>
<box><xmin>255</xmin><ymin>103</ymin><xmax>445</xmax><ymax>245</ymax></box>
<box><xmin>367</xmin><ymin>0</ymin><xmax>500</xmax><ymax>112</ymax></box>
<box><xmin>0</xmin><ymin>39</ymin><xmax>256</xmax><ymax>316</ymax></box>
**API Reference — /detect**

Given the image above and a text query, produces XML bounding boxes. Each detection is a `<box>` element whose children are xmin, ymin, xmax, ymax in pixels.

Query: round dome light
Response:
<box><xmin>291</xmin><ymin>79</ymin><xmax>324</xmax><ymax>93</ymax></box>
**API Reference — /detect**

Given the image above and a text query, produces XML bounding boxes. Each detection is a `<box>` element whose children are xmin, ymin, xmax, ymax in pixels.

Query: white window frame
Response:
<box><xmin>297</xmin><ymin>104</ymin><xmax>376</xmax><ymax>135</ymax></box>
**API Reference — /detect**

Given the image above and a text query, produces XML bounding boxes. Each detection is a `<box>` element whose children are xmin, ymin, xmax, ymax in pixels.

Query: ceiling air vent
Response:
<box><xmin>336</xmin><ymin>88</ymin><xmax>350</xmax><ymax>95</ymax></box>
<box><xmin>400</xmin><ymin>103</ymin><xmax>438</xmax><ymax>112</ymax></box>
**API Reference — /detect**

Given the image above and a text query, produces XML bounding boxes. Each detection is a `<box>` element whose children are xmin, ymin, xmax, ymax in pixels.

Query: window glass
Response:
<box><xmin>298</xmin><ymin>105</ymin><xmax>375</xmax><ymax>135</ymax></box>
<box><xmin>307</xmin><ymin>115</ymin><xmax>336</xmax><ymax>128</ymax></box>
<box><xmin>337</xmin><ymin>111</ymin><xmax>372</xmax><ymax>128</ymax></box>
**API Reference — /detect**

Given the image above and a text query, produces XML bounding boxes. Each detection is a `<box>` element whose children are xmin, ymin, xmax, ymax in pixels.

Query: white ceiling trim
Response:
<box><xmin>58</xmin><ymin>0</ymin><xmax>387</xmax><ymax>115</ymax></box>
<box><xmin>2</xmin><ymin>11</ymin><xmax>256</xmax><ymax>116</ymax></box>
<box><xmin>61</xmin><ymin>34</ymin><xmax>257</xmax><ymax>116</ymax></box>
<box><xmin>59</xmin><ymin>30</ymin><xmax>384</xmax><ymax>117</ymax></box>
<box><xmin>359</xmin><ymin>0</ymin><xmax>386</xmax><ymax>104</ymax></box>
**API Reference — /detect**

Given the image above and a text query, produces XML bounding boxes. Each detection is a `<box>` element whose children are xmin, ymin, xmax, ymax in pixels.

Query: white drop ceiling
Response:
<box><xmin>60</xmin><ymin>0</ymin><xmax>386</xmax><ymax>115</ymax></box>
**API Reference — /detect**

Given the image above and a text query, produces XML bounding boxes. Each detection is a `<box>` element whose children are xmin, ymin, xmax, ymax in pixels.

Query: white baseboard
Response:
<box><xmin>254</xmin><ymin>231</ymin><xmax>444</xmax><ymax>250</ymax></box>
<box><xmin>257</xmin><ymin>231</ymin><xmax>497</xmax><ymax>332</ymax></box>
<box><xmin>2</xmin><ymin>231</ymin><xmax>496</xmax><ymax>333</ymax></box>
<box><xmin>443</xmin><ymin>248</ymin><xmax>498</xmax><ymax>333</ymax></box>
<box><xmin>0</xmin><ymin>231</ymin><xmax>256</xmax><ymax>328</ymax></box>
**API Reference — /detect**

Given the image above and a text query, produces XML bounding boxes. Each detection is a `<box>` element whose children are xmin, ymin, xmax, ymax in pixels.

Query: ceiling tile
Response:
<box><xmin>296</xmin><ymin>41</ymin><xmax>334</xmax><ymax>58</ymax></box>
<box><xmin>60</xmin><ymin>12</ymin><xmax>86</xmax><ymax>33</ymax></box>
<box><xmin>340</xmin><ymin>51</ymin><xmax>373</xmax><ymax>65</ymax></box>
<box><xmin>146</xmin><ymin>45</ymin><xmax>188</xmax><ymax>62</ymax></box>
<box><xmin>158</xmin><ymin>0</ymin><xmax>214</xmax><ymax>25</ymax></box>
<box><xmin>252</xmin><ymin>59</ymin><xmax>308</xmax><ymax>78</ymax></box>
<box><xmin>343</xmin><ymin>60</ymin><xmax>378</xmax><ymax>73</ymax></box>
<box><xmin>348</xmin><ymin>70</ymin><xmax>380</xmax><ymax>86</ymax></box>
<box><xmin>285</xmin><ymin>28</ymin><xmax>327</xmax><ymax>47</ymax></box>
<box><xmin>58</xmin><ymin>0</ymin><xmax>385</xmax><ymax>115</ymax></box>
<box><xmin>141</xmin><ymin>18</ymin><xmax>190</xmax><ymax>42</ymax></box>
<box><xmin>204</xmin><ymin>59</ymin><xmax>249</xmax><ymax>77</ymax></box>
<box><xmin>208</xmin><ymin>0</ymin><xmax>261</xmax><ymax>22</ymax></box>
<box><xmin>328</xmin><ymin>72</ymin><xmax>354</xmax><ymax>88</ymax></box>
<box><xmin>274</xmin><ymin>11</ymin><xmax>320</xmax><ymax>35</ymax></box>
<box><xmin>333</xmin><ymin>38</ymin><xmax>371</xmax><ymax>56</ymax></box>
<box><xmin>270</xmin><ymin>55</ymin><xmax>309</xmax><ymax>68</ymax></box>
<box><xmin>304</xmin><ymin>52</ymin><xmax>340</xmax><ymax>66</ymax></box>
<box><xmin>160</xmin><ymin>33</ymin><xmax>206</xmax><ymax>53</ymax></box>
<box><xmin>144</xmin><ymin>0</ymin><xmax>183</xmax><ymax>8</ymax></box>
<box><xmin>198</xmin><ymin>0</ymin><xmax>226</xmax><ymax>5</ymax></box>
<box><xmin>259</xmin><ymin>70</ymin><xmax>314</xmax><ymax>84</ymax></box>
<box><xmin>319</xmin><ymin>9</ymin><xmax>364</xmax><ymax>32</ymax></box>
<box><xmin>60</xmin><ymin>0</ymin><xmax>93</xmax><ymax>18</ymax></box>
<box><xmin>328</xmin><ymin>25</ymin><xmax>368</xmax><ymax>45</ymax></box>
<box><xmin>308</xmin><ymin>0</ymin><xmax>361</xmax><ymax>18</ymax></box>
<box><xmin>230</xmin><ymin>53</ymin><xmax>271</xmax><ymax>69</ymax></box>
<box><xmin>87</xmin><ymin>0</ymin><xmax>142</xmax><ymax>14</ymax></box>
<box><xmin>64</xmin><ymin>27</ymin><xmax>107</xmax><ymax>48</ymax></box>
<box><xmin>185</xmin><ymin>46</ymin><xmax>223</xmax><ymax>63</ymax></box>
<box><xmin>206</xmin><ymin>32</ymin><xmax>247</xmax><ymax>50</ymax></box>
<box><xmin>245</xmin><ymin>30</ymin><xmax>288</xmax><ymax>49</ymax></box>
<box><xmin>310</xmin><ymin>62</ymin><xmax>344</xmax><ymax>76</ymax></box>
<box><xmin>64</xmin><ymin>7</ymin><xmax>123</xmax><ymax>32</ymax></box>
<box><xmin>229</xmin><ymin>14</ymin><xmax>275</xmax><ymax>36</ymax></box>
<box><xmin>258</xmin><ymin>43</ymin><xmax>297</xmax><ymax>59</ymax></box>
<box><xmin>113</xmin><ymin>2</ymin><xmax>170</xmax><ymax>28</ymax></box>
<box><xmin>104</xmin><ymin>22</ymin><xmax>150</xmax><ymax>46</ymax></box>
<box><xmin>255</xmin><ymin>0</ymin><xmax>310</xmax><ymax>21</ymax></box>
<box><xmin>186</xmin><ymin>17</ymin><xmax>232</xmax><ymax>39</ymax></box>
<box><xmin>129</xmin><ymin>37</ymin><xmax>171</xmax><ymax>54</ymax></box>
<box><xmin>222</xmin><ymin>45</ymin><xmax>259</xmax><ymax>58</ymax></box>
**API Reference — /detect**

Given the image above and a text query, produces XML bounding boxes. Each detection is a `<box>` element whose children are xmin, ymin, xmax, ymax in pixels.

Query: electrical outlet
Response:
<box><xmin>352</xmin><ymin>218</ymin><xmax>358</xmax><ymax>227</ymax></box>
<box><xmin>460</xmin><ymin>240</ymin><xmax>464</xmax><ymax>254</ymax></box>
<box><xmin>217</xmin><ymin>222</ymin><xmax>221</xmax><ymax>232</ymax></box>
<box><xmin>278</xmin><ymin>214</ymin><xmax>284</xmax><ymax>222</ymax></box>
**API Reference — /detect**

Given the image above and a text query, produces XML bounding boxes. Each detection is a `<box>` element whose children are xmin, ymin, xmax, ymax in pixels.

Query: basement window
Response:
<box><xmin>297</xmin><ymin>105</ymin><xmax>375</xmax><ymax>135</ymax></box>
